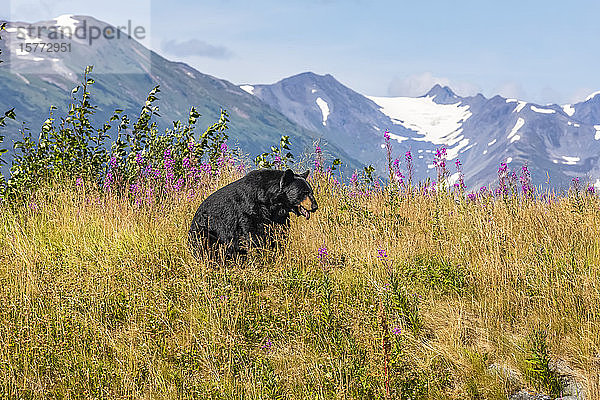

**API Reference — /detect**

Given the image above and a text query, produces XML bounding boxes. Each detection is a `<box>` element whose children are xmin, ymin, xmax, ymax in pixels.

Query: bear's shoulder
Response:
<box><xmin>243</xmin><ymin>169</ymin><xmax>285</xmax><ymax>186</ymax></box>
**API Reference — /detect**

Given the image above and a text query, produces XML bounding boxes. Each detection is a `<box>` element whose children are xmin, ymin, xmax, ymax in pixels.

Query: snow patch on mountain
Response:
<box><xmin>315</xmin><ymin>97</ymin><xmax>330</xmax><ymax>126</ymax></box>
<box><xmin>446</xmin><ymin>138</ymin><xmax>470</xmax><ymax>160</ymax></box>
<box><xmin>311</xmin><ymin>89</ymin><xmax>317</xmax><ymax>93</ymax></box>
<box><xmin>54</xmin><ymin>14</ymin><xmax>78</xmax><ymax>31</ymax></box>
<box><xmin>562</xmin><ymin>104</ymin><xmax>575</xmax><ymax>116</ymax></box>
<box><xmin>240</xmin><ymin>85</ymin><xmax>255</xmax><ymax>95</ymax></box>
<box><xmin>595</xmin><ymin>125</ymin><xmax>600</xmax><ymax>140</ymax></box>
<box><xmin>561</xmin><ymin>156</ymin><xmax>580</xmax><ymax>165</ymax></box>
<box><xmin>513</xmin><ymin>101</ymin><xmax>527</xmax><ymax>113</ymax></box>
<box><xmin>586</xmin><ymin>91</ymin><xmax>600</xmax><ymax>101</ymax></box>
<box><xmin>16</xmin><ymin>73</ymin><xmax>30</xmax><ymax>84</ymax></box>
<box><xmin>488</xmin><ymin>139</ymin><xmax>497</xmax><ymax>146</ymax></box>
<box><xmin>508</xmin><ymin>118</ymin><xmax>525</xmax><ymax>141</ymax></box>
<box><xmin>388</xmin><ymin>132</ymin><xmax>408</xmax><ymax>143</ymax></box>
<box><xmin>367</xmin><ymin>95</ymin><xmax>471</xmax><ymax>147</ymax></box>
<box><xmin>531</xmin><ymin>105</ymin><xmax>555</xmax><ymax>114</ymax></box>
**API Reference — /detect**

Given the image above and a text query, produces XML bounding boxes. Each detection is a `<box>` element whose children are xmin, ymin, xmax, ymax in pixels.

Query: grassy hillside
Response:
<box><xmin>1</xmin><ymin>163</ymin><xmax>598</xmax><ymax>399</ymax></box>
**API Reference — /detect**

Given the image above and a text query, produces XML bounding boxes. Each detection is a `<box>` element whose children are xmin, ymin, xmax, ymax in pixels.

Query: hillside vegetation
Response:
<box><xmin>1</xmin><ymin>164</ymin><xmax>599</xmax><ymax>399</ymax></box>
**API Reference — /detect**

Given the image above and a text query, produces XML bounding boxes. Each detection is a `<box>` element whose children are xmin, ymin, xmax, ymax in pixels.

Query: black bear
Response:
<box><xmin>189</xmin><ymin>169</ymin><xmax>318</xmax><ymax>258</ymax></box>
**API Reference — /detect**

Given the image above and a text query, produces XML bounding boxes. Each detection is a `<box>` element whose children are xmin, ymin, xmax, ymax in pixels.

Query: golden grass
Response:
<box><xmin>1</xmin><ymin>171</ymin><xmax>599</xmax><ymax>399</ymax></box>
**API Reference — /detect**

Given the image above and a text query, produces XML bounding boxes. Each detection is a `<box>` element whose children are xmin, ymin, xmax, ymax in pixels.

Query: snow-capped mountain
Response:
<box><xmin>244</xmin><ymin>74</ymin><xmax>600</xmax><ymax>189</ymax></box>
<box><xmin>0</xmin><ymin>16</ymin><xmax>361</xmax><ymax>176</ymax></box>
<box><xmin>3</xmin><ymin>15</ymin><xmax>600</xmax><ymax>189</ymax></box>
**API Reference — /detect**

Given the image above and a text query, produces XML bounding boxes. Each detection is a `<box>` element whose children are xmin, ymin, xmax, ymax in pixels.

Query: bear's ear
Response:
<box><xmin>300</xmin><ymin>170</ymin><xmax>310</xmax><ymax>179</ymax></box>
<box><xmin>280</xmin><ymin>169</ymin><xmax>295</xmax><ymax>190</ymax></box>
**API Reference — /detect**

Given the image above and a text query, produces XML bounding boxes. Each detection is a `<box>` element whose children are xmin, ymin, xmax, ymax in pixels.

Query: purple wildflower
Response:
<box><xmin>318</xmin><ymin>246</ymin><xmax>328</xmax><ymax>261</ymax></box>
<box><xmin>433</xmin><ymin>147</ymin><xmax>448</xmax><ymax>184</ymax></box>
<box><xmin>454</xmin><ymin>159</ymin><xmax>465</xmax><ymax>192</ymax></box>
<box><xmin>182</xmin><ymin>157</ymin><xmax>192</xmax><ymax>171</ymax></box>
<box><xmin>103</xmin><ymin>171</ymin><xmax>114</xmax><ymax>191</ymax></box>
<box><xmin>497</xmin><ymin>162</ymin><xmax>509</xmax><ymax>196</ymax></box>
<box><xmin>383</xmin><ymin>131</ymin><xmax>395</xmax><ymax>184</ymax></box>
<box><xmin>174</xmin><ymin>178</ymin><xmax>184</xmax><ymax>191</ymax></box>
<box><xmin>262</xmin><ymin>338</ymin><xmax>273</xmax><ymax>351</ymax></box>
<box><xmin>571</xmin><ymin>177</ymin><xmax>581</xmax><ymax>194</ymax></box>
<box><xmin>377</xmin><ymin>248</ymin><xmax>388</xmax><ymax>258</ymax></box>
<box><xmin>200</xmin><ymin>163</ymin><xmax>212</xmax><ymax>175</ymax></box>
<box><xmin>314</xmin><ymin>144</ymin><xmax>323</xmax><ymax>171</ymax></box>
<box><xmin>350</xmin><ymin>172</ymin><xmax>358</xmax><ymax>187</ymax></box>
<box><xmin>391</xmin><ymin>158</ymin><xmax>404</xmax><ymax>187</ymax></box>
<box><xmin>520</xmin><ymin>163</ymin><xmax>533</xmax><ymax>199</ymax></box>
<box><xmin>164</xmin><ymin>148</ymin><xmax>175</xmax><ymax>182</ymax></box>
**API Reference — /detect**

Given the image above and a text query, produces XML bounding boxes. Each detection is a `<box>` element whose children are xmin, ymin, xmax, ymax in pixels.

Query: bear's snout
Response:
<box><xmin>300</xmin><ymin>195</ymin><xmax>318</xmax><ymax>212</ymax></box>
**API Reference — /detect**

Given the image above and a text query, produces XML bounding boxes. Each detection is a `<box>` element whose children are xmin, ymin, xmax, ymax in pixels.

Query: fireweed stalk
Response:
<box><xmin>454</xmin><ymin>159</ymin><xmax>465</xmax><ymax>194</ymax></box>
<box><xmin>383</xmin><ymin>130</ymin><xmax>394</xmax><ymax>185</ymax></box>
<box><xmin>520</xmin><ymin>163</ymin><xmax>533</xmax><ymax>199</ymax></box>
<box><xmin>314</xmin><ymin>144</ymin><xmax>323</xmax><ymax>172</ymax></box>
<box><xmin>433</xmin><ymin>147</ymin><xmax>448</xmax><ymax>188</ymax></box>
<box><xmin>405</xmin><ymin>150</ymin><xmax>414</xmax><ymax>190</ymax></box>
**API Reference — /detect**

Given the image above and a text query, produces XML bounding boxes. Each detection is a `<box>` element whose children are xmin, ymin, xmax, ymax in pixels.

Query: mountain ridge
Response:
<box><xmin>245</xmin><ymin>72</ymin><xmax>600</xmax><ymax>189</ymax></box>
<box><xmin>0</xmin><ymin>15</ymin><xmax>362</xmax><ymax>176</ymax></box>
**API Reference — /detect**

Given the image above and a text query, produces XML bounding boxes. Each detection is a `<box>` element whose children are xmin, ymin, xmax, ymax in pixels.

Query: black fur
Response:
<box><xmin>189</xmin><ymin>169</ymin><xmax>318</xmax><ymax>258</ymax></box>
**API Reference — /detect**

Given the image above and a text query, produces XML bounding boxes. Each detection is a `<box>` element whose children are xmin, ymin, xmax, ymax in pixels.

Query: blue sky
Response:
<box><xmin>4</xmin><ymin>0</ymin><xmax>600</xmax><ymax>104</ymax></box>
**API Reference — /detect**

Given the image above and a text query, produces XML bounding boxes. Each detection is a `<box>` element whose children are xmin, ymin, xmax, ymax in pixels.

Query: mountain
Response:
<box><xmin>3</xmin><ymin>15</ymin><xmax>600</xmax><ymax>190</ymax></box>
<box><xmin>246</xmin><ymin>76</ymin><xmax>600</xmax><ymax>190</ymax></box>
<box><xmin>243</xmin><ymin>72</ymin><xmax>425</xmax><ymax>178</ymax></box>
<box><xmin>0</xmin><ymin>15</ymin><xmax>361</xmax><ymax>176</ymax></box>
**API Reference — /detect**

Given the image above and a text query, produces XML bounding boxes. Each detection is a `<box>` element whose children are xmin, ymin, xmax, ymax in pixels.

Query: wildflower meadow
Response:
<box><xmin>0</xmin><ymin>68</ymin><xmax>598</xmax><ymax>399</ymax></box>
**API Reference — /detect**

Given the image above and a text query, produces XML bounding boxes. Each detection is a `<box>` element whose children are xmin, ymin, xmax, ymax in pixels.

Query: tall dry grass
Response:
<box><xmin>1</xmin><ymin>169</ymin><xmax>599</xmax><ymax>399</ymax></box>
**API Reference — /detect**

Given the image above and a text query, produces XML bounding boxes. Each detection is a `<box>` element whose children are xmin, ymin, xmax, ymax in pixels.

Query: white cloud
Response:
<box><xmin>387</xmin><ymin>72</ymin><xmax>479</xmax><ymax>98</ymax></box>
<box><xmin>569</xmin><ymin>87</ymin><xmax>597</xmax><ymax>104</ymax></box>
<box><xmin>162</xmin><ymin>39</ymin><xmax>233</xmax><ymax>59</ymax></box>
<box><xmin>495</xmin><ymin>81</ymin><xmax>526</xmax><ymax>100</ymax></box>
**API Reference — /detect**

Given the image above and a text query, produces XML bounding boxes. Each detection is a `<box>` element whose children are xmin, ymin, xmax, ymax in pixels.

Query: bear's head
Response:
<box><xmin>280</xmin><ymin>169</ymin><xmax>318</xmax><ymax>220</ymax></box>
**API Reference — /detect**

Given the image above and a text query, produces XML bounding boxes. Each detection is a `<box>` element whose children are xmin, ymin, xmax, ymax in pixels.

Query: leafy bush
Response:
<box><xmin>1</xmin><ymin>66</ymin><xmax>233</xmax><ymax>203</ymax></box>
<box><xmin>402</xmin><ymin>254</ymin><xmax>469</xmax><ymax>295</ymax></box>
<box><xmin>254</xmin><ymin>135</ymin><xmax>294</xmax><ymax>169</ymax></box>
<box><xmin>524</xmin><ymin>329</ymin><xmax>562</xmax><ymax>396</ymax></box>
